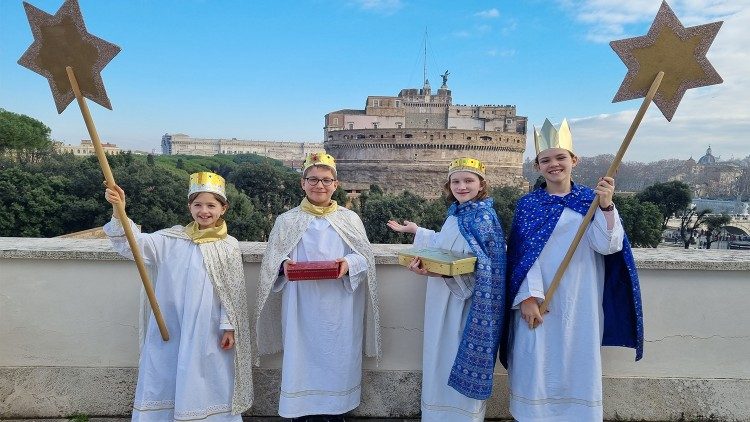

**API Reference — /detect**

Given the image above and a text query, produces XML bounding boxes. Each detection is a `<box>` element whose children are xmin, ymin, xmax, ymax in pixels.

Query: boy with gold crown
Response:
<box><xmin>500</xmin><ymin>119</ymin><xmax>643</xmax><ymax>421</ymax></box>
<box><xmin>103</xmin><ymin>172</ymin><xmax>253</xmax><ymax>421</ymax></box>
<box><xmin>255</xmin><ymin>152</ymin><xmax>380</xmax><ymax>421</ymax></box>
<box><xmin>387</xmin><ymin>157</ymin><xmax>506</xmax><ymax>421</ymax></box>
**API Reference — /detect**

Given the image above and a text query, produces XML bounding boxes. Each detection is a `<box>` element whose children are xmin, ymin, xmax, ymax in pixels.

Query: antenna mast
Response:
<box><xmin>423</xmin><ymin>27</ymin><xmax>427</xmax><ymax>83</ymax></box>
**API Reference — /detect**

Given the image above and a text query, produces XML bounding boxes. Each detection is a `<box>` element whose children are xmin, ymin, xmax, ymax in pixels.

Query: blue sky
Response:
<box><xmin>1</xmin><ymin>0</ymin><xmax>748</xmax><ymax>161</ymax></box>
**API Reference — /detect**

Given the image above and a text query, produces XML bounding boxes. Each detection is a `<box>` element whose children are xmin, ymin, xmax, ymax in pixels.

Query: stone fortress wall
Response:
<box><xmin>324</xmin><ymin>79</ymin><xmax>529</xmax><ymax>197</ymax></box>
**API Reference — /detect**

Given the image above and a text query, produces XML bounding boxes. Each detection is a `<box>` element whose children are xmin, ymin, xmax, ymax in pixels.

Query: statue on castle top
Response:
<box><xmin>441</xmin><ymin>70</ymin><xmax>450</xmax><ymax>88</ymax></box>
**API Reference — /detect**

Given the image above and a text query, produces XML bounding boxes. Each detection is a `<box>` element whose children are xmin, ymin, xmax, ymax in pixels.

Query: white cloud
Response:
<box><xmin>487</xmin><ymin>48</ymin><xmax>516</xmax><ymax>57</ymax></box>
<box><xmin>554</xmin><ymin>0</ymin><xmax>750</xmax><ymax>162</ymax></box>
<box><xmin>476</xmin><ymin>8</ymin><xmax>500</xmax><ymax>19</ymax></box>
<box><xmin>351</xmin><ymin>0</ymin><xmax>403</xmax><ymax>14</ymax></box>
<box><xmin>557</xmin><ymin>0</ymin><xmax>741</xmax><ymax>43</ymax></box>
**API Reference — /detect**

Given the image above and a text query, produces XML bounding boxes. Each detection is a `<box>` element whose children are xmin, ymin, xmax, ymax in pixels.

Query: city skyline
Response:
<box><xmin>1</xmin><ymin>0</ymin><xmax>748</xmax><ymax>162</ymax></box>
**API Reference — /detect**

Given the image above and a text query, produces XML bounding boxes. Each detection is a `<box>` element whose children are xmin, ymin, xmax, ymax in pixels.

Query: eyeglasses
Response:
<box><xmin>304</xmin><ymin>177</ymin><xmax>336</xmax><ymax>186</ymax></box>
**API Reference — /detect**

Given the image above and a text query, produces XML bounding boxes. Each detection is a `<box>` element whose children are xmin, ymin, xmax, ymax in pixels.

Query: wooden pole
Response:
<box><xmin>65</xmin><ymin>66</ymin><xmax>170</xmax><ymax>341</ymax></box>
<box><xmin>537</xmin><ymin>71</ymin><xmax>665</xmax><ymax>319</ymax></box>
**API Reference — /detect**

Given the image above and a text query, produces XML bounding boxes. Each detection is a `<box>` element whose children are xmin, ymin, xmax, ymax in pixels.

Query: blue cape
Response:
<box><xmin>498</xmin><ymin>183</ymin><xmax>643</xmax><ymax>368</ymax></box>
<box><xmin>445</xmin><ymin>197</ymin><xmax>507</xmax><ymax>400</ymax></box>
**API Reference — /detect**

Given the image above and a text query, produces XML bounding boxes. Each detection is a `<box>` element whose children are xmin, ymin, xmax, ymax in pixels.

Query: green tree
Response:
<box><xmin>703</xmin><ymin>213</ymin><xmax>731</xmax><ymax>249</ymax></box>
<box><xmin>361</xmin><ymin>191</ymin><xmax>428</xmax><ymax>243</ymax></box>
<box><xmin>0</xmin><ymin>108</ymin><xmax>52</xmax><ymax>162</ymax></box>
<box><xmin>679</xmin><ymin>206</ymin><xmax>711</xmax><ymax>249</ymax></box>
<box><xmin>636</xmin><ymin>181</ymin><xmax>692</xmax><ymax>230</ymax></box>
<box><xmin>490</xmin><ymin>186</ymin><xmax>523</xmax><ymax>237</ymax></box>
<box><xmin>613</xmin><ymin>195</ymin><xmax>663</xmax><ymax>247</ymax></box>
<box><xmin>224</xmin><ymin>184</ymin><xmax>268</xmax><ymax>241</ymax></box>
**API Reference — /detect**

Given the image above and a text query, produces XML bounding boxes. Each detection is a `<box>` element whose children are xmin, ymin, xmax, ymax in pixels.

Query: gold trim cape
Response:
<box><xmin>150</xmin><ymin>224</ymin><xmax>254</xmax><ymax>414</ymax></box>
<box><xmin>254</xmin><ymin>205</ymin><xmax>382</xmax><ymax>362</ymax></box>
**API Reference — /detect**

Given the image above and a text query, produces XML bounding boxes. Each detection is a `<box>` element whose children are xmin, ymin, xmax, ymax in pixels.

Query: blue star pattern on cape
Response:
<box><xmin>446</xmin><ymin>198</ymin><xmax>507</xmax><ymax>400</ymax></box>
<box><xmin>499</xmin><ymin>183</ymin><xmax>643</xmax><ymax>368</ymax></box>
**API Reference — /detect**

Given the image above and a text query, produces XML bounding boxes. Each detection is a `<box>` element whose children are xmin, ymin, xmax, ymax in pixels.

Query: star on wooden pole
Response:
<box><xmin>18</xmin><ymin>0</ymin><xmax>121</xmax><ymax>113</ymax></box>
<box><xmin>18</xmin><ymin>0</ymin><xmax>170</xmax><ymax>341</ymax></box>
<box><xmin>610</xmin><ymin>1</ymin><xmax>723</xmax><ymax>121</ymax></box>
<box><xmin>537</xmin><ymin>1</ymin><xmax>723</xmax><ymax>320</ymax></box>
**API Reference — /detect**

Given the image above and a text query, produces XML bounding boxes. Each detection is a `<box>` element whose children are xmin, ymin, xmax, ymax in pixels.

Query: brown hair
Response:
<box><xmin>188</xmin><ymin>192</ymin><xmax>228</xmax><ymax>207</ymax></box>
<box><xmin>443</xmin><ymin>174</ymin><xmax>489</xmax><ymax>204</ymax></box>
<box><xmin>534</xmin><ymin>149</ymin><xmax>578</xmax><ymax>168</ymax></box>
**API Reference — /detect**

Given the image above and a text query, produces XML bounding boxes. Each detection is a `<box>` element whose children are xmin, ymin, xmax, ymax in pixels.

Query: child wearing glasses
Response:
<box><xmin>255</xmin><ymin>152</ymin><xmax>380</xmax><ymax>422</ymax></box>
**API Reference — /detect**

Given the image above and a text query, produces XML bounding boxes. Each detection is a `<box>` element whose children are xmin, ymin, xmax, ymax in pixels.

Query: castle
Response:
<box><xmin>324</xmin><ymin>78</ymin><xmax>527</xmax><ymax>197</ymax></box>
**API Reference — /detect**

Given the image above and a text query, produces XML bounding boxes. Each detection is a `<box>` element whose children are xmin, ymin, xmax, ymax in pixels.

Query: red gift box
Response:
<box><xmin>286</xmin><ymin>260</ymin><xmax>340</xmax><ymax>281</ymax></box>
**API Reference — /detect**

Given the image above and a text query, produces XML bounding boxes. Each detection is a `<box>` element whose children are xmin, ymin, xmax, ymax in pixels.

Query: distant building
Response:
<box><xmin>160</xmin><ymin>133</ymin><xmax>324</xmax><ymax>169</ymax></box>
<box><xmin>323</xmin><ymin>78</ymin><xmax>528</xmax><ymax>197</ymax></box>
<box><xmin>54</xmin><ymin>140</ymin><xmax>121</xmax><ymax>156</ymax></box>
<box><xmin>693</xmin><ymin>198</ymin><xmax>749</xmax><ymax>215</ymax></box>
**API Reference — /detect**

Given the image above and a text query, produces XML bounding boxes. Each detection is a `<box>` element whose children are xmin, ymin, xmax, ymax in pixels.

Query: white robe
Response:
<box><xmin>104</xmin><ymin>218</ymin><xmax>241</xmax><ymax>422</ymax></box>
<box><xmin>273</xmin><ymin>217</ymin><xmax>369</xmax><ymax>418</ymax></box>
<box><xmin>414</xmin><ymin>216</ymin><xmax>486</xmax><ymax>422</ymax></box>
<box><xmin>508</xmin><ymin>208</ymin><xmax>624</xmax><ymax>422</ymax></box>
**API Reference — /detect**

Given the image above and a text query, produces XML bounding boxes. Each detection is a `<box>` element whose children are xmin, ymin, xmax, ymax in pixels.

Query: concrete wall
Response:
<box><xmin>1</xmin><ymin>238</ymin><xmax>749</xmax><ymax>420</ymax></box>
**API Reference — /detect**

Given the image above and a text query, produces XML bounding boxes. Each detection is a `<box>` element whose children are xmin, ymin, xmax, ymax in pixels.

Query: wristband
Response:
<box><xmin>599</xmin><ymin>203</ymin><xmax>615</xmax><ymax>212</ymax></box>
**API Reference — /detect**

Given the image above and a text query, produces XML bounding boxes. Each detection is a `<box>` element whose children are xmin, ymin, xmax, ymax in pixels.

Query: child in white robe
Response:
<box><xmin>104</xmin><ymin>172</ymin><xmax>253</xmax><ymax>422</ymax></box>
<box><xmin>502</xmin><ymin>119</ymin><xmax>643</xmax><ymax>421</ymax></box>
<box><xmin>388</xmin><ymin>157</ymin><xmax>507</xmax><ymax>422</ymax></box>
<box><xmin>255</xmin><ymin>152</ymin><xmax>380</xmax><ymax>422</ymax></box>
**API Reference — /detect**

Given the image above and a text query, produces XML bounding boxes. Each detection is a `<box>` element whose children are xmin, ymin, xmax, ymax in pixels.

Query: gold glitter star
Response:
<box><xmin>18</xmin><ymin>0</ymin><xmax>121</xmax><ymax>113</ymax></box>
<box><xmin>610</xmin><ymin>1</ymin><xmax>722</xmax><ymax>121</ymax></box>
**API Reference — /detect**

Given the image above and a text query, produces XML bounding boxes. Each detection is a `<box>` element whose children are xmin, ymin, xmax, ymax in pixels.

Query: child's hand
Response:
<box><xmin>387</xmin><ymin>219</ymin><xmax>418</xmax><ymax>234</ymax></box>
<box><xmin>335</xmin><ymin>258</ymin><xmax>349</xmax><ymax>279</ymax></box>
<box><xmin>282</xmin><ymin>259</ymin><xmax>296</xmax><ymax>277</ymax></box>
<box><xmin>520</xmin><ymin>297</ymin><xmax>544</xmax><ymax>329</ymax></box>
<box><xmin>104</xmin><ymin>184</ymin><xmax>126</xmax><ymax>211</ymax></box>
<box><xmin>220</xmin><ymin>330</ymin><xmax>235</xmax><ymax>350</ymax></box>
<box><xmin>595</xmin><ymin>176</ymin><xmax>615</xmax><ymax>209</ymax></box>
<box><xmin>405</xmin><ymin>257</ymin><xmax>440</xmax><ymax>277</ymax></box>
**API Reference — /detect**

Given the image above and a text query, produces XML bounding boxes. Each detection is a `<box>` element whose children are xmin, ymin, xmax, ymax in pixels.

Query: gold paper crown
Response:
<box><xmin>189</xmin><ymin>172</ymin><xmax>226</xmax><ymax>201</ymax></box>
<box><xmin>302</xmin><ymin>152</ymin><xmax>337</xmax><ymax>175</ymax></box>
<box><xmin>448</xmin><ymin>157</ymin><xmax>486</xmax><ymax>179</ymax></box>
<box><xmin>534</xmin><ymin>118</ymin><xmax>574</xmax><ymax>155</ymax></box>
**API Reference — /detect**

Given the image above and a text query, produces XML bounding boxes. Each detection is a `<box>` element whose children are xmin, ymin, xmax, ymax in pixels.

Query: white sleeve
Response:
<box><xmin>511</xmin><ymin>259</ymin><xmax>546</xmax><ymax>309</ymax></box>
<box><xmin>587</xmin><ymin>208</ymin><xmax>625</xmax><ymax>255</ymax></box>
<box><xmin>103</xmin><ymin>217</ymin><xmax>159</xmax><ymax>266</ymax></box>
<box><xmin>414</xmin><ymin>227</ymin><xmax>438</xmax><ymax>248</ymax></box>
<box><xmin>443</xmin><ymin>273</ymin><xmax>475</xmax><ymax>300</ymax></box>
<box><xmin>342</xmin><ymin>252</ymin><xmax>368</xmax><ymax>293</ymax></box>
<box><xmin>219</xmin><ymin>305</ymin><xmax>234</xmax><ymax>330</ymax></box>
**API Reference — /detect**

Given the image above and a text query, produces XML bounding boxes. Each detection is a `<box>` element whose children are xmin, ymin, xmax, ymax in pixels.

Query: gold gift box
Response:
<box><xmin>397</xmin><ymin>247</ymin><xmax>477</xmax><ymax>276</ymax></box>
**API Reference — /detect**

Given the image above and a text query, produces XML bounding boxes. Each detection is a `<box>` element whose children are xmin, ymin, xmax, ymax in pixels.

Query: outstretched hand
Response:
<box><xmin>387</xmin><ymin>219</ymin><xmax>418</xmax><ymax>234</ymax></box>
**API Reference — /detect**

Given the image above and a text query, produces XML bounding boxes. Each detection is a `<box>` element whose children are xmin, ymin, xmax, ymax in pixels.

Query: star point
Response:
<box><xmin>18</xmin><ymin>0</ymin><xmax>121</xmax><ymax>114</ymax></box>
<box><xmin>610</xmin><ymin>1</ymin><xmax>722</xmax><ymax>121</ymax></box>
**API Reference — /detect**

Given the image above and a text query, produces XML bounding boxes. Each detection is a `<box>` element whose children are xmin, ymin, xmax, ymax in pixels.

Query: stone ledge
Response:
<box><xmin>1</xmin><ymin>367</ymin><xmax>748</xmax><ymax>421</ymax></box>
<box><xmin>1</xmin><ymin>237</ymin><xmax>749</xmax><ymax>270</ymax></box>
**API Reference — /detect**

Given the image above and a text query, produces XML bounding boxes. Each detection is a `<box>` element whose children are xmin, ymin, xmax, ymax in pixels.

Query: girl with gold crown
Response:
<box><xmin>103</xmin><ymin>172</ymin><xmax>253</xmax><ymax>421</ymax></box>
<box><xmin>387</xmin><ymin>157</ymin><xmax>506</xmax><ymax>422</ymax></box>
<box><xmin>500</xmin><ymin>119</ymin><xmax>643</xmax><ymax>421</ymax></box>
<box><xmin>255</xmin><ymin>152</ymin><xmax>380</xmax><ymax>422</ymax></box>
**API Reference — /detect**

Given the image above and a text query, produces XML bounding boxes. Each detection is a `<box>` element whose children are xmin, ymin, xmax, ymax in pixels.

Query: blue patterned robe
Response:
<box><xmin>498</xmin><ymin>183</ymin><xmax>643</xmax><ymax>368</ymax></box>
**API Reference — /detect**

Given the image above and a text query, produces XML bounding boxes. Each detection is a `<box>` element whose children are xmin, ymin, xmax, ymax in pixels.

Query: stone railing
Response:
<box><xmin>1</xmin><ymin>238</ymin><xmax>749</xmax><ymax>420</ymax></box>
